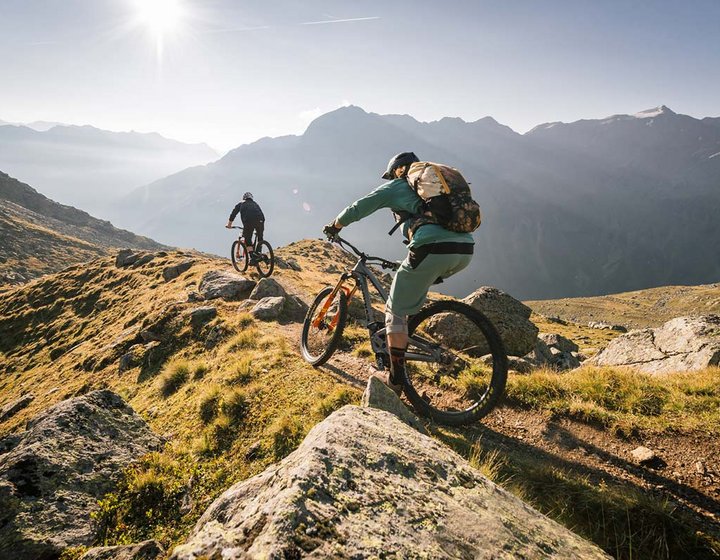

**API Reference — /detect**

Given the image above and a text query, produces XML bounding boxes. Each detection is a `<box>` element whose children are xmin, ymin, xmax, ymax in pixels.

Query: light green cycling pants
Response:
<box><xmin>385</xmin><ymin>250</ymin><xmax>473</xmax><ymax>334</ymax></box>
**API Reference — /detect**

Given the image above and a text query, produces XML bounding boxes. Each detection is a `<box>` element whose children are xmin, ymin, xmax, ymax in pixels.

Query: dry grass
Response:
<box><xmin>505</xmin><ymin>366</ymin><xmax>720</xmax><ymax>434</ymax></box>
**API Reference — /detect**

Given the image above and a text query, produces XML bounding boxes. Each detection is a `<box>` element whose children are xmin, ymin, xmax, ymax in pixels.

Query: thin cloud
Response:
<box><xmin>300</xmin><ymin>16</ymin><xmax>380</xmax><ymax>26</ymax></box>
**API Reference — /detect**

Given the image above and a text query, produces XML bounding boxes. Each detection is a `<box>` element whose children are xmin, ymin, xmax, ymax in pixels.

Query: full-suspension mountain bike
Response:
<box><xmin>229</xmin><ymin>226</ymin><xmax>275</xmax><ymax>278</ymax></box>
<box><xmin>300</xmin><ymin>235</ymin><xmax>508</xmax><ymax>426</ymax></box>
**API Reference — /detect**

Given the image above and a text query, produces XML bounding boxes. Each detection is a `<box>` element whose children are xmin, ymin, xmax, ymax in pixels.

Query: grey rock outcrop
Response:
<box><xmin>283</xmin><ymin>294</ymin><xmax>309</xmax><ymax>322</ymax></box>
<box><xmin>250</xmin><ymin>296</ymin><xmax>286</xmax><ymax>321</ymax></box>
<box><xmin>198</xmin><ymin>270</ymin><xmax>256</xmax><ymax>300</ymax></box>
<box><xmin>593</xmin><ymin>315</ymin><xmax>720</xmax><ymax>374</ymax></box>
<box><xmin>426</xmin><ymin>287</ymin><xmax>538</xmax><ymax>356</ymax></box>
<box><xmin>170</xmin><ymin>406</ymin><xmax>608</xmax><ymax>559</ymax></box>
<box><xmin>246</xmin><ymin>294</ymin><xmax>309</xmax><ymax>323</ymax></box>
<box><xmin>115</xmin><ymin>249</ymin><xmax>140</xmax><ymax>267</ymax></box>
<box><xmin>162</xmin><ymin>260</ymin><xmax>194</xmax><ymax>282</ymax></box>
<box><xmin>524</xmin><ymin>333</ymin><xmax>581</xmax><ymax>371</ymax></box>
<box><xmin>462</xmin><ymin>287</ymin><xmax>539</xmax><ymax>356</ymax></box>
<box><xmin>0</xmin><ymin>393</ymin><xmax>34</xmax><ymax>422</ymax></box>
<box><xmin>188</xmin><ymin>306</ymin><xmax>217</xmax><ymax>326</ymax></box>
<box><xmin>249</xmin><ymin>277</ymin><xmax>287</xmax><ymax>300</ymax></box>
<box><xmin>0</xmin><ymin>390</ymin><xmax>163</xmax><ymax>559</ymax></box>
<box><xmin>80</xmin><ymin>540</ymin><xmax>165</xmax><ymax>560</ymax></box>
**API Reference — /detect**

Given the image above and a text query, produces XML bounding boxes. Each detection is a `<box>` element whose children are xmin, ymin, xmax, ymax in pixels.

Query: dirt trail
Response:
<box><xmin>279</xmin><ymin>321</ymin><xmax>719</xmax><ymax>539</ymax></box>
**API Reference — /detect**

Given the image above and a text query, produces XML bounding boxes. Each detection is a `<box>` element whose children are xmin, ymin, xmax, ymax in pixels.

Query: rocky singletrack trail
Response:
<box><xmin>277</xmin><ymin>320</ymin><xmax>720</xmax><ymax>544</ymax></box>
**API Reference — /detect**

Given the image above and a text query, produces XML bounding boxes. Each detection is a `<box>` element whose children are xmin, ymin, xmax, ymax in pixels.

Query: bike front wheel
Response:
<box><xmin>231</xmin><ymin>240</ymin><xmax>249</xmax><ymax>273</ymax></box>
<box><xmin>301</xmin><ymin>286</ymin><xmax>348</xmax><ymax>366</ymax></box>
<box><xmin>403</xmin><ymin>300</ymin><xmax>508</xmax><ymax>426</ymax></box>
<box><xmin>254</xmin><ymin>240</ymin><xmax>275</xmax><ymax>278</ymax></box>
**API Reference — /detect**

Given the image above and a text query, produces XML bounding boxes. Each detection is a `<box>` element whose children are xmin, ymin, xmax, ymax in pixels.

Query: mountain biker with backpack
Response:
<box><xmin>226</xmin><ymin>192</ymin><xmax>265</xmax><ymax>263</ymax></box>
<box><xmin>324</xmin><ymin>152</ymin><xmax>481</xmax><ymax>394</ymax></box>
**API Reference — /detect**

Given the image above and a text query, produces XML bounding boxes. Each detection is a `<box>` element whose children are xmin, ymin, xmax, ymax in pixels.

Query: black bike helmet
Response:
<box><xmin>242</xmin><ymin>192</ymin><xmax>253</xmax><ymax>200</ymax></box>
<box><xmin>381</xmin><ymin>151</ymin><xmax>420</xmax><ymax>180</ymax></box>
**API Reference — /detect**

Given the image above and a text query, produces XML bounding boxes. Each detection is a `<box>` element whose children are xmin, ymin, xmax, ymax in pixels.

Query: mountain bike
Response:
<box><xmin>229</xmin><ymin>227</ymin><xmax>274</xmax><ymax>278</ymax></box>
<box><xmin>300</xmin><ymin>235</ymin><xmax>508</xmax><ymax>426</ymax></box>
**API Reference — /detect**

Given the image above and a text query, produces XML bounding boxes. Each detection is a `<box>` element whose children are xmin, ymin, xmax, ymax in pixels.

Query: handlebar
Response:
<box><xmin>329</xmin><ymin>235</ymin><xmax>400</xmax><ymax>271</ymax></box>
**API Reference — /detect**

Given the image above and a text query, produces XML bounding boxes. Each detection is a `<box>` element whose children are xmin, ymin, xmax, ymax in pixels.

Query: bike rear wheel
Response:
<box><xmin>254</xmin><ymin>240</ymin><xmax>275</xmax><ymax>278</ymax></box>
<box><xmin>403</xmin><ymin>300</ymin><xmax>508</xmax><ymax>426</ymax></box>
<box><xmin>301</xmin><ymin>286</ymin><xmax>348</xmax><ymax>366</ymax></box>
<box><xmin>231</xmin><ymin>240</ymin><xmax>249</xmax><ymax>273</ymax></box>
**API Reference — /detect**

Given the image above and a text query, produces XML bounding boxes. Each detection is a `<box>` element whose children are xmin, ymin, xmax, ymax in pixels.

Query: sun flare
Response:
<box><xmin>136</xmin><ymin>0</ymin><xmax>185</xmax><ymax>36</ymax></box>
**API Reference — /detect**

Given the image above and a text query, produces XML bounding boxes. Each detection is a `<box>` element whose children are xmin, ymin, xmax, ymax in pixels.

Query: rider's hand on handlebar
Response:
<box><xmin>323</xmin><ymin>221</ymin><xmax>342</xmax><ymax>239</ymax></box>
<box><xmin>225</xmin><ymin>221</ymin><xmax>233</xmax><ymax>229</ymax></box>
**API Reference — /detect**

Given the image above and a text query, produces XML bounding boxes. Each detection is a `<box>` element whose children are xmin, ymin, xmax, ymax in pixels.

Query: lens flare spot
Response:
<box><xmin>302</xmin><ymin>202</ymin><xmax>311</xmax><ymax>212</ymax></box>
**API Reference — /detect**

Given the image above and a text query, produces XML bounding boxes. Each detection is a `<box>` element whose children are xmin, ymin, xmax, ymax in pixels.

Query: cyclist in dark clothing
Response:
<box><xmin>226</xmin><ymin>192</ymin><xmax>265</xmax><ymax>262</ymax></box>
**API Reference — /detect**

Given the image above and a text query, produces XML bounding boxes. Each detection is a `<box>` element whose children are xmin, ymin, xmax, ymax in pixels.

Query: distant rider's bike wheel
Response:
<box><xmin>231</xmin><ymin>240</ymin><xmax>249</xmax><ymax>273</ymax></box>
<box><xmin>254</xmin><ymin>240</ymin><xmax>275</xmax><ymax>278</ymax></box>
<box><xmin>402</xmin><ymin>300</ymin><xmax>508</xmax><ymax>426</ymax></box>
<box><xmin>301</xmin><ymin>286</ymin><xmax>348</xmax><ymax>366</ymax></box>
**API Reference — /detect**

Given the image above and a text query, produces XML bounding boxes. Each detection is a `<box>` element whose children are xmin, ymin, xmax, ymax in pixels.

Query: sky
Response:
<box><xmin>1</xmin><ymin>0</ymin><xmax>719</xmax><ymax>151</ymax></box>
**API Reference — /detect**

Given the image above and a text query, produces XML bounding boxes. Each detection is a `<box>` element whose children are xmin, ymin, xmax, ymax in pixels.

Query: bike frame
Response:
<box><xmin>315</xmin><ymin>238</ymin><xmax>440</xmax><ymax>364</ymax></box>
<box><xmin>230</xmin><ymin>226</ymin><xmax>257</xmax><ymax>250</ymax></box>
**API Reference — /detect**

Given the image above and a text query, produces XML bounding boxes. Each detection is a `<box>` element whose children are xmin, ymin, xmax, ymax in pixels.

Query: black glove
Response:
<box><xmin>323</xmin><ymin>222</ymin><xmax>341</xmax><ymax>239</ymax></box>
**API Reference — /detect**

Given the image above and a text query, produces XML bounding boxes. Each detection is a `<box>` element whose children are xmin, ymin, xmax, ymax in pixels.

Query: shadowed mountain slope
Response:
<box><xmin>113</xmin><ymin>105</ymin><xmax>720</xmax><ymax>300</ymax></box>
<box><xmin>0</xmin><ymin>172</ymin><xmax>165</xmax><ymax>286</ymax></box>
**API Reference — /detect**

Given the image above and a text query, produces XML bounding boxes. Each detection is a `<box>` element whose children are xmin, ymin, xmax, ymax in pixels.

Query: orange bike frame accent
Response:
<box><xmin>311</xmin><ymin>276</ymin><xmax>358</xmax><ymax>329</ymax></box>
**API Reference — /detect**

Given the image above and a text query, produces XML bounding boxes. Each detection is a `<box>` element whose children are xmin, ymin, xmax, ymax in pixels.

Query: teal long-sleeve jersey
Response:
<box><xmin>335</xmin><ymin>178</ymin><xmax>474</xmax><ymax>249</ymax></box>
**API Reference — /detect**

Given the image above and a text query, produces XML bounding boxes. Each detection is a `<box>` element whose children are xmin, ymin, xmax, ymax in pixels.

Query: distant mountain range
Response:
<box><xmin>108</xmin><ymin>105</ymin><xmax>720</xmax><ymax>300</ymax></box>
<box><xmin>0</xmin><ymin>122</ymin><xmax>218</xmax><ymax>217</ymax></box>
<box><xmin>0</xmin><ymin>171</ymin><xmax>165</xmax><ymax>286</ymax></box>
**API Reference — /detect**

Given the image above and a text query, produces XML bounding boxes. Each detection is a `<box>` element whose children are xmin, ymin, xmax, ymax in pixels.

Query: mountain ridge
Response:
<box><xmin>111</xmin><ymin>104</ymin><xmax>720</xmax><ymax>300</ymax></box>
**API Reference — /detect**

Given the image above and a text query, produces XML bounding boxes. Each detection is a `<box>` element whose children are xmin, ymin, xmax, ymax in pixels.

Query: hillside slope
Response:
<box><xmin>0</xmin><ymin>171</ymin><xmax>166</xmax><ymax>286</ymax></box>
<box><xmin>527</xmin><ymin>282</ymin><xmax>720</xmax><ymax>329</ymax></box>
<box><xmin>0</xmin><ymin>241</ymin><xmax>718</xmax><ymax>559</ymax></box>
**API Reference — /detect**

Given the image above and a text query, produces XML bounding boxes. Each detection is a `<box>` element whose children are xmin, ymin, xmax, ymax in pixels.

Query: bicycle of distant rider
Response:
<box><xmin>300</xmin><ymin>235</ymin><xmax>508</xmax><ymax>426</ymax></box>
<box><xmin>229</xmin><ymin>226</ymin><xmax>275</xmax><ymax>278</ymax></box>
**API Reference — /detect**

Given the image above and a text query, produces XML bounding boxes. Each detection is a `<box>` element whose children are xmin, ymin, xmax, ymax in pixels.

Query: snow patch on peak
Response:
<box><xmin>635</xmin><ymin>105</ymin><xmax>675</xmax><ymax>119</ymax></box>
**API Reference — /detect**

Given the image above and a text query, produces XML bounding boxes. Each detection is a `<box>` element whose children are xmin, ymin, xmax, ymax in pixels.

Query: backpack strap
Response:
<box><xmin>431</xmin><ymin>164</ymin><xmax>452</xmax><ymax>194</ymax></box>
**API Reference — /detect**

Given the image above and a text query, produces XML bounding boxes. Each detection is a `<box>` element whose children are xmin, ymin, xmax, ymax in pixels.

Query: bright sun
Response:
<box><xmin>136</xmin><ymin>0</ymin><xmax>185</xmax><ymax>36</ymax></box>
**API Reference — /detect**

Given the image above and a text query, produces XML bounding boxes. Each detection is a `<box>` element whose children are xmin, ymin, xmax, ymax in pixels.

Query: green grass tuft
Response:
<box><xmin>159</xmin><ymin>360</ymin><xmax>190</xmax><ymax>397</ymax></box>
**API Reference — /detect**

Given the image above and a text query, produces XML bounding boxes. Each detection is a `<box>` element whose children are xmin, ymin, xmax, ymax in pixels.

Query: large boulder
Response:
<box><xmin>170</xmin><ymin>406</ymin><xmax>609</xmax><ymax>560</ymax></box>
<box><xmin>594</xmin><ymin>315</ymin><xmax>720</xmax><ymax>374</ymax></box>
<box><xmin>248</xmin><ymin>277</ymin><xmax>287</xmax><ymax>300</ymax></box>
<box><xmin>0</xmin><ymin>390</ymin><xmax>163</xmax><ymax>559</ymax></box>
<box><xmin>429</xmin><ymin>287</ymin><xmax>538</xmax><ymax>356</ymax></box>
<box><xmin>198</xmin><ymin>270</ymin><xmax>256</xmax><ymax>300</ymax></box>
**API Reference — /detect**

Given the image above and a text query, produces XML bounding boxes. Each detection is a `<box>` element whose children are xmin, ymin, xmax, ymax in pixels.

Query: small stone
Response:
<box><xmin>0</xmin><ymin>393</ymin><xmax>35</xmax><ymax>422</ymax></box>
<box><xmin>695</xmin><ymin>461</ymin><xmax>707</xmax><ymax>475</ymax></box>
<box><xmin>245</xmin><ymin>442</ymin><xmax>262</xmax><ymax>461</ymax></box>
<box><xmin>631</xmin><ymin>446</ymin><xmax>656</xmax><ymax>464</ymax></box>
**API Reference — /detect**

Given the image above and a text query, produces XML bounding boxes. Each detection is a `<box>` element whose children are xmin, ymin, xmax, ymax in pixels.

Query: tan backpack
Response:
<box><xmin>399</xmin><ymin>162</ymin><xmax>482</xmax><ymax>237</ymax></box>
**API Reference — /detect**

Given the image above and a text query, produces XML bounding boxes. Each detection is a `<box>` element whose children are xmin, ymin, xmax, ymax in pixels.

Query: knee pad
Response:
<box><xmin>385</xmin><ymin>309</ymin><xmax>408</xmax><ymax>335</ymax></box>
